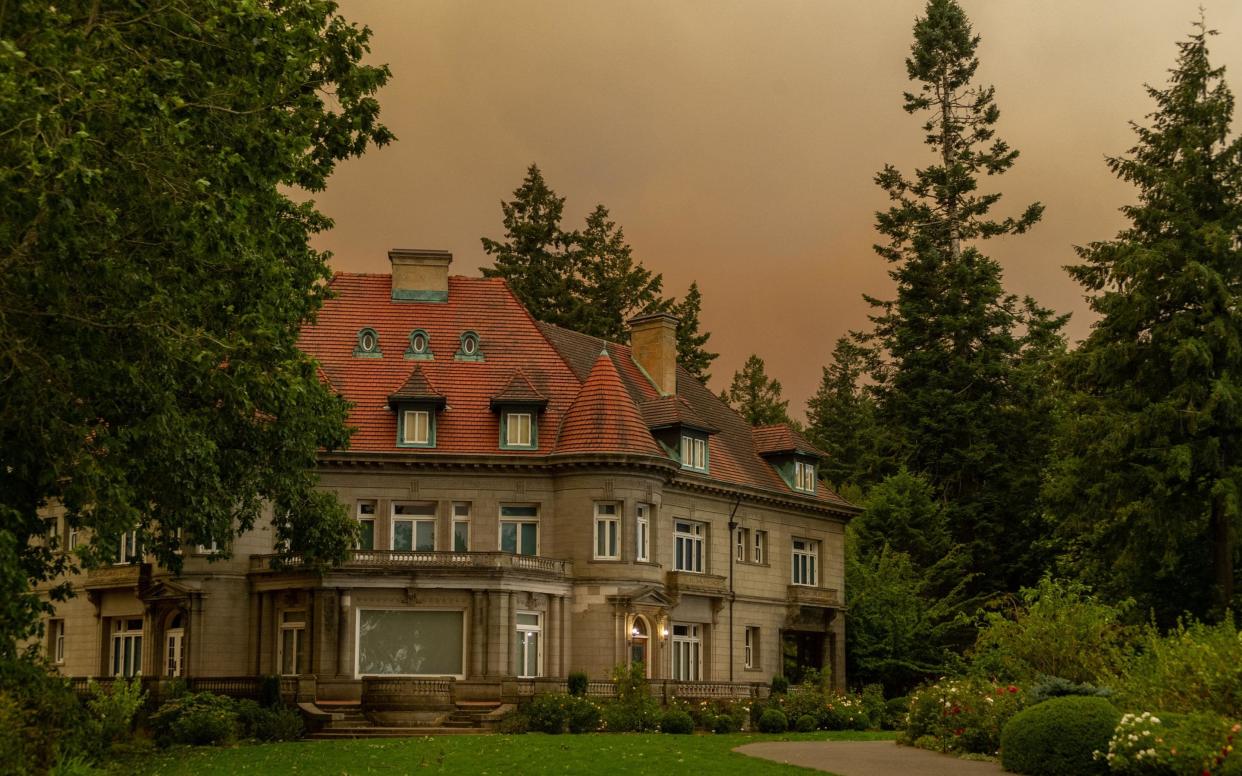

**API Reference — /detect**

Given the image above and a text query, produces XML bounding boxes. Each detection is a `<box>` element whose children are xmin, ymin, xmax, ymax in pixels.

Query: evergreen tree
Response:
<box><xmin>724</xmin><ymin>355</ymin><xmax>791</xmax><ymax>426</ymax></box>
<box><xmin>671</xmin><ymin>282</ymin><xmax>718</xmax><ymax>384</ymax></box>
<box><xmin>481</xmin><ymin>164</ymin><xmax>580</xmax><ymax>328</ymax></box>
<box><xmin>806</xmin><ymin>337</ymin><xmax>885</xmax><ymax>488</ymax></box>
<box><xmin>863</xmin><ymin>0</ymin><xmax>1062</xmax><ymax>598</ymax></box>
<box><xmin>570</xmin><ymin>205</ymin><xmax>668</xmax><ymax>341</ymax></box>
<box><xmin>1046</xmin><ymin>21</ymin><xmax>1242</xmax><ymax>621</ymax></box>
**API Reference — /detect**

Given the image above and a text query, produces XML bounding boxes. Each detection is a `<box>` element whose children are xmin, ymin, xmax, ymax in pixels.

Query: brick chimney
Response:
<box><xmin>628</xmin><ymin>312</ymin><xmax>680</xmax><ymax>395</ymax></box>
<box><xmin>389</xmin><ymin>249</ymin><xmax>452</xmax><ymax>302</ymax></box>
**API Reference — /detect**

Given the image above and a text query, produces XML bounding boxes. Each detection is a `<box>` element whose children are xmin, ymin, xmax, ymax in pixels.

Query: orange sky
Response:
<box><xmin>312</xmin><ymin>1</ymin><xmax>1242</xmax><ymax>419</ymax></box>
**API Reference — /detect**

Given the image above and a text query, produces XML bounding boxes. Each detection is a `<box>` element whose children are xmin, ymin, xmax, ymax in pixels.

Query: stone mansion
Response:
<box><xmin>36</xmin><ymin>249</ymin><xmax>856</xmax><ymax>703</ymax></box>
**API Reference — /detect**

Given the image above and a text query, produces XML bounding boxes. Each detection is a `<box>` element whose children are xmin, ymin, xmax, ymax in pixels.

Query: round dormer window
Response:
<box><xmin>461</xmin><ymin>331</ymin><xmax>479</xmax><ymax>355</ymax></box>
<box><xmin>355</xmin><ymin>327</ymin><xmax>380</xmax><ymax>356</ymax></box>
<box><xmin>409</xmin><ymin>329</ymin><xmax>429</xmax><ymax>354</ymax></box>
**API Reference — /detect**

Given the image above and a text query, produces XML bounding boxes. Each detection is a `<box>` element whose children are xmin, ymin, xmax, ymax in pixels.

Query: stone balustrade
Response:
<box><xmin>249</xmin><ymin>550</ymin><xmax>572</xmax><ymax>578</ymax></box>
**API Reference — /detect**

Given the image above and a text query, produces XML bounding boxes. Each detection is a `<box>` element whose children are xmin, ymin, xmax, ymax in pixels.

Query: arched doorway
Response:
<box><xmin>165</xmin><ymin>612</ymin><xmax>186</xmax><ymax>678</ymax></box>
<box><xmin>629</xmin><ymin>616</ymin><xmax>651</xmax><ymax>678</ymax></box>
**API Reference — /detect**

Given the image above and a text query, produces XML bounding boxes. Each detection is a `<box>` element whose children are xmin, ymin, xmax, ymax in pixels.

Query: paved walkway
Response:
<box><xmin>736</xmin><ymin>740</ymin><xmax>1005</xmax><ymax>776</ymax></box>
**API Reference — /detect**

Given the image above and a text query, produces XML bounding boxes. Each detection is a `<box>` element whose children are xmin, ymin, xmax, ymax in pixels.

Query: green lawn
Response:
<box><xmin>116</xmin><ymin>731</ymin><xmax>896</xmax><ymax>776</ymax></box>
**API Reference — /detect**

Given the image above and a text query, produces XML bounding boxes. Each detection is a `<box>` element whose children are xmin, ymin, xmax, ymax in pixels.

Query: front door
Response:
<box><xmin>781</xmin><ymin>630</ymin><xmax>825</xmax><ymax>685</ymax></box>
<box><xmin>165</xmin><ymin>629</ymin><xmax>185</xmax><ymax>677</ymax></box>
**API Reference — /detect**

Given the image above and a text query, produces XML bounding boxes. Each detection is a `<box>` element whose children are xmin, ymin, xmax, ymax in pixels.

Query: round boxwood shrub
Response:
<box><xmin>713</xmin><ymin>713</ymin><xmax>741</xmax><ymax>734</ymax></box>
<box><xmin>1000</xmin><ymin>696</ymin><xmax>1120</xmax><ymax>776</ymax></box>
<box><xmin>661</xmin><ymin>709</ymin><xmax>695</xmax><ymax>735</ymax></box>
<box><xmin>758</xmin><ymin>708</ymin><xmax>788</xmax><ymax>734</ymax></box>
<box><xmin>795</xmin><ymin>713</ymin><xmax>818</xmax><ymax>732</ymax></box>
<box><xmin>770</xmin><ymin>676</ymin><xmax>790</xmax><ymax>695</ymax></box>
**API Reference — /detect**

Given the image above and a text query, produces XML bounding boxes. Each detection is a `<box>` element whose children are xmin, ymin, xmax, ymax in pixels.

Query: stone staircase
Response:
<box><xmin>307</xmin><ymin>701</ymin><xmax>504</xmax><ymax>739</ymax></box>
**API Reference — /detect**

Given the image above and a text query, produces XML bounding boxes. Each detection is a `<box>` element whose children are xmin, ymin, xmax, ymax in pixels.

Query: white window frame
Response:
<box><xmin>505</xmin><ymin>411</ymin><xmax>534</xmax><ymax>448</ymax></box>
<box><xmin>792</xmin><ymin>538</ymin><xmax>819</xmax><ymax>587</ymax></box>
<box><xmin>392</xmin><ymin>502</ymin><xmax>437</xmax><ymax>552</ymax></box>
<box><xmin>671</xmin><ymin>623</ymin><xmax>702</xmax><ymax>681</ymax></box>
<box><xmin>499</xmin><ymin>505</ymin><xmax>539</xmax><ymax>556</ymax></box>
<box><xmin>356</xmin><ymin>500</ymin><xmax>377</xmax><ymax>551</ymax></box>
<box><xmin>51</xmin><ymin>619</ymin><xmax>65</xmax><ymax>664</ymax></box>
<box><xmin>166</xmin><ymin>625</ymin><xmax>185</xmax><ymax>678</ymax></box>
<box><xmin>795</xmin><ymin>460</ymin><xmax>816</xmax><ymax>493</ymax></box>
<box><xmin>515</xmin><ymin>611</ymin><xmax>542</xmax><ymax>678</ymax></box>
<box><xmin>110</xmin><ymin>618</ymin><xmax>143</xmax><ymax>678</ymax></box>
<box><xmin>402</xmin><ymin>409</ymin><xmax>431</xmax><ymax>446</ymax></box>
<box><xmin>67</xmin><ymin>526</ymin><xmax>78</xmax><ymax>551</ymax></box>
<box><xmin>594</xmin><ymin>502</ymin><xmax>620</xmax><ymax>560</ymax></box>
<box><xmin>196</xmin><ymin>538</ymin><xmax>220</xmax><ymax>555</ymax></box>
<box><xmin>117</xmin><ymin>530</ymin><xmax>140</xmax><ymax>565</ymax></box>
<box><xmin>744</xmin><ymin>626</ymin><xmax>758</xmax><ymax>669</ymax></box>
<box><xmin>735</xmin><ymin>527</ymin><xmax>747</xmax><ymax>563</ymax></box>
<box><xmin>674</xmin><ymin>519</ymin><xmax>705</xmax><ymax>573</ymax></box>
<box><xmin>279</xmin><ymin>610</ymin><xmax>306</xmax><ymax>676</ymax></box>
<box><xmin>635</xmin><ymin>503</ymin><xmax>650</xmax><ymax>562</ymax></box>
<box><xmin>452</xmin><ymin>502</ymin><xmax>470</xmax><ymax>553</ymax></box>
<box><xmin>680</xmin><ymin>434</ymin><xmax>707</xmax><ymax>471</ymax></box>
<box><xmin>753</xmin><ymin>530</ymin><xmax>766</xmax><ymax>564</ymax></box>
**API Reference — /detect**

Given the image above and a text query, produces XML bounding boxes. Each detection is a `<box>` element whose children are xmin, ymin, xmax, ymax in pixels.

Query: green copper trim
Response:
<box><xmin>392</xmin><ymin>289</ymin><xmax>449</xmax><ymax>302</ymax></box>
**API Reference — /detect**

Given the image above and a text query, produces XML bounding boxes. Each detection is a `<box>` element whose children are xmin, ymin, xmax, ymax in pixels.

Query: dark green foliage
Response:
<box><xmin>567</xmin><ymin>671</ymin><xmax>589</xmax><ymax>697</ymax></box>
<box><xmin>795</xmin><ymin>714</ymin><xmax>818</xmax><ymax>732</ymax></box>
<box><xmin>257</xmin><ymin>676</ymin><xmax>283</xmax><ymax>709</ymax></box>
<box><xmin>525</xmin><ymin>693</ymin><xmax>573</xmax><ymax>734</ymax></box>
<box><xmin>496</xmin><ymin>711</ymin><xmax>530</xmax><ymax>735</ymax></box>
<box><xmin>149</xmin><ymin>692</ymin><xmax>239</xmax><ymax>747</ymax></box>
<box><xmin>571</xmin><ymin>205</ymin><xmax>669</xmax><ymax>342</ymax></box>
<box><xmin>601</xmin><ymin>663</ymin><xmax>661</xmax><ymax>732</ymax></box>
<box><xmin>660</xmin><ymin>710</ymin><xmax>694</xmax><ymax>735</ymax></box>
<box><xmin>0</xmin><ymin>0</ymin><xmax>389</xmax><ymax>651</ymax></box>
<box><xmin>236</xmin><ymin>700</ymin><xmax>303</xmax><ymax>742</ymax></box>
<box><xmin>999</xmin><ymin>696</ymin><xmax>1118</xmax><ymax>776</ymax></box>
<box><xmin>1111</xmin><ymin>617</ymin><xmax>1242</xmax><ymax>718</ymax></box>
<box><xmin>85</xmin><ymin>675</ymin><xmax>146</xmax><ymax>749</ymax></box>
<box><xmin>0</xmin><ymin>656</ymin><xmax>89</xmax><ymax>773</ymax></box>
<box><xmin>1026</xmin><ymin>677</ymin><xmax>1111</xmax><ymax>707</ymax></box>
<box><xmin>805</xmin><ymin>337</ymin><xmax>885</xmax><ymax>488</ymax></box>
<box><xmin>671</xmin><ymin>282</ymin><xmax>718</xmax><ymax>384</ymax></box>
<box><xmin>1046</xmin><ymin>20</ymin><xmax>1242</xmax><ymax>623</ymax></box>
<box><xmin>723</xmin><ymin>355</ymin><xmax>791</xmax><ymax>426</ymax></box>
<box><xmin>860</xmin><ymin>684</ymin><xmax>887</xmax><ymax>729</ymax></box>
<box><xmin>884</xmin><ymin>697</ymin><xmax>911</xmax><ymax>730</ymax></box>
<box><xmin>566</xmin><ymin>697</ymin><xmax>601</xmax><ymax>734</ymax></box>
<box><xmin>770</xmin><ymin>676</ymin><xmax>789</xmax><ymax>695</ymax></box>
<box><xmin>861</xmin><ymin>0</ymin><xmax>1066</xmax><ymax>603</ymax></box>
<box><xmin>757</xmin><ymin>708</ymin><xmax>788</xmax><ymax>734</ymax></box>
<box><xmin>712</xmin><ymin>713</ymin><xmax>741</xmax><ymax>734</ymax></box>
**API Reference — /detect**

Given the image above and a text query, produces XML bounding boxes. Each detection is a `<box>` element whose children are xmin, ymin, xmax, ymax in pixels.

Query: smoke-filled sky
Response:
<box><xmin>314</xmin><ymin>1</ymin><xmax>1242</xmax><ymax>419</ymax></box>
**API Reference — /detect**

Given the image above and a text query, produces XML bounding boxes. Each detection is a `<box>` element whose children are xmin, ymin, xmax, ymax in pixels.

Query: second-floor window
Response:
<box><xmin>452</xmin><ymin>502</ymin><xmax>470</xmax><ymax>552</ymax></box>
<box><xmin>636</xmin><ymin>503</ymin><xmax>650</xmax><ymax>562</ymax></box>
<box><xmin>794</xmin><ymin>460</ymin><xmax>816</xmax><ymax>493</ymax></box>
<box><xmin>117</xmin><ymin>530</ymin><xmax>140</xmax><ymax>565</ymax></box>
<box><xmin>356</xmin><ymin>500</ymin><xmax>376</xmax><ymax>551</ymax></box>
<box><xmin>680</xmin><ymin>434</ymin><xmax>708</xmax><ymax>471</ymax></box>
<box><xmin>674</xmin><ymin>519</ymin><xmax>705</xmax><ymax>573</ymax></box>
<box><xmin>753</xmin><ymin>530</ymin><xmax>766</xmax><ymax>564</ymax></box>
<box><xmin>792</xmin><ymin>538</ymin><xmax>818</xmax><ymax>586</ymax></box>
<box><xmin>500</xmin><ymin>505</ymin><xmax>538</xmax><ymax>556</ymax></box>
<box><xmin>594</xmin><ymin>502</ymin><xmax>619</xmax><ymax>560</ymax></box>
<box><xmin>393</xmin><ymin>502</ymin><xmax>436</xmax><ymax>552</ymax></box>
<box><xmin>735</xmin><ymin>527</ymin><xmax>748</xmax><ymax>563</ymax></box>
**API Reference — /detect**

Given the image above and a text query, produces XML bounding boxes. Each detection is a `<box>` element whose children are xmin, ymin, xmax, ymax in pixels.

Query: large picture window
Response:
<box><xmin>500</xmin><ymin>505</ymin><xmax>538</xmax><ymax>556</ymax></box>
<box><xmin>356</xmin><ymin>610</ymin><xmax>464</xmax><ymax>677</ymax></box>
<box><xmin>671</xmin><ymin>623</ymin><xmax>702</xmax><ymax>681</ymax></box>
<box><xmin>393</xmin><ymin>502</ymin><xmax>436</xmax><ymax>552</ymax></box>
<box><xmin>792</xmin><ymin>538</ymin><xmax>819</xmax><ymax>587</ymax></box>
<box><xmin>111</xmin><ymin>618</ymin><xmax>143</xmax><ymax>678</ymax></box>
<box><xmin>674</xmin><ymin>520</ymin><xmax>705</xmax><ymax>573</ymax></box>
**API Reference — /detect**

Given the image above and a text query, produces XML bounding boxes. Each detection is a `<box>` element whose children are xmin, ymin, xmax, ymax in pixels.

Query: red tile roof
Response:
<box><xmin>640</xmin><ymin>395</ymin><xmax>719</xmax><ymax>434</ymax></box>
<box><xmin>490</xmin><ymin>369</ymin><xmax>549</xmax><ymax>410</ymax></box>
<box><xmin>752</xmin><ymin>424</ymin><xmax>829</xmax><ymax>459</ymax></box>
<box><xmin>388</xmin><ymin>364</ymin><xmax>446</xmax><ymax>407</ymax></box>
<box><xmin>554</xmin><ymin>351</ymin><xmax>664</xmax><ymax>456</ymax></box>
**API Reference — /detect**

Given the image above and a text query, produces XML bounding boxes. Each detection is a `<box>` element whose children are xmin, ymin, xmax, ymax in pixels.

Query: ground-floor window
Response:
<box><xmin>280</xmin><ymin>610</ymin><xmax>305</xmax><ymax>676</ymax></box>
<box><xmin>111</xmin><ymin>618</ymin><xmax>143</xmax><ymax>677</ymax></box>
<box><xmin>356</xmin><ymin>609</ymin><xmax>464</xmax><ymax>677</ymax></box>
<box><xmin>514</xmin><ymin>612</ymin><xmax>541</xmax><ymax>678</ymax></box>
<box><xmin>165</xmin><ymin>613</ymin><xmax>186</xmax><ymax>677</ymax></box>
<box><xmin>744</xmin><ymin>626</ymin><xmax>759</xmax><ymax>669</ymax></box>
<box><xmin>671</xmin><ymin>623</ymin><xmax>702</xmax><ymax>681</ymax></box>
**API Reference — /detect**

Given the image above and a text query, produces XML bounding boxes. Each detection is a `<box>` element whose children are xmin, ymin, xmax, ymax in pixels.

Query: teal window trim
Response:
<box><xmin>405</xmin><ymin>329</ymin><xmax>433</xmax><ymax>360</ymax></box>
<box><xmin>776</xmin><ymin>457</ymin><xmax>818</xmax><ymax>494</ymax></box>
<box><xmin>396</xmin><ymin>405</ymin><xmax>437</xmax><ymax>448</ymax></box>
<box><xmin>679</xmin><ymin>432</ymin><xmax>709</xmax><ymax>472</ymax></box>
<box><xmin>353</xmin><ymin>327</ymin><xmax>382</xmax><ymax>358</ymax></box>
<box><xmin>454</xmin><ymin>331</ymin><xmax>484</xmax><ymax>362</ymax></box>
<box><xmin>499</xmin><ymin>409</ymin><xmax>538</xmax><ymax>450</ymax></box>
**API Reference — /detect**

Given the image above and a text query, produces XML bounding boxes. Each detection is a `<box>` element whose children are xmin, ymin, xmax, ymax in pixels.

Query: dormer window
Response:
<box><xmin>456</xmin><ymin>331</ymin><xmax>483</xmax><ymax>361</ymax></box>
<box><xmin>794</xmin><ymin>460</ymin><xmax>816</xmax><ymax>493</ymax></box>
<box><xmin>400</xmin><ymin>409</ymin><xmax>433</xmax><ymax>447</ymax></box>
<box><xmin>354</xmin><ymin>327</ymin><xmax>382</xmax><ymax>358</ymax></box>
<box><xmin>405</xmin><ymin>329</ymin><xmax>432</xmax><ymax>360</ymax></box>
<box><xmin>490</xmin><ymin>370</ymin><xmax>547</xmax><ymax>451</ymax></box>
<box><xmin>502</xmin><ymin>411</ymin><xmax>535</xmax><ymax>449</ymax></box>
<box><xmin>388</xmin><ymin>364</ymin><xmax>445</xmax><ymax>449</ymax></box>
<box><xmin>680</xmin><ymin>433</ymin><xmax>708</xmax><ymax>472</ymax></box>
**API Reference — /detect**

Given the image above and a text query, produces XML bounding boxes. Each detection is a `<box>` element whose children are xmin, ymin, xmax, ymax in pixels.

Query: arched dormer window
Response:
<box><xmin>354</xmin><ymin>327</ymin><xmax>382</xmax><ymax>358</ymax></box>
<box><xmin>455</xmin><ymin>330</ymin><xmax>483</xmax><ymax>362</ymax></box>
<box><xmin>405</xmin><ymin>329</ymin><xmax>432</xmax><ymax>360</ymax></box>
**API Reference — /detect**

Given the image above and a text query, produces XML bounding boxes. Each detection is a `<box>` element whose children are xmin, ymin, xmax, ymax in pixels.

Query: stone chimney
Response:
<box><xmin>389</xmin><ymin>249</ymin><xmax>452</xmax><ymax>302</ymax></box>
<box><xmin>628</xmin><ymin>312</ymin><xmax>680</xmax><ymax>395</ymax></box>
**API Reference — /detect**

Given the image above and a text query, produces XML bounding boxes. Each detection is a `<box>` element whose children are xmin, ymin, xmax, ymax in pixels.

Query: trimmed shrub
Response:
<box><xmin>661</xmin><ymin>709</ymin><xmax>694</xmax><ymax>734</ymax></box>
<box><xmin>526</xmin><ymin>693</ymin><xmax>571</xmax><ymax>734</ymax></box>
<box><xmin>249</xmin><ymin>706</ymin><xmax>304</xmax><ymax>741</ymax></box>
<box><xmin>795</xmin><ymin>714</ymin><xmax>818</xmax><ymax>732</ymax></box>
<box><xmin>780</xmin><ymin>688</ymin><xmax>826</xmax><ymax>726</ymax></box>
<box><xmin>883</xmin><ymin>696</ymin><xmax>910</xmax><ymax>730</ymax></box>
<box><xmin>1026</xmin><ymin>676</ymin><xmax>1110</xmax><ymax>707</ymax></box>
<box><xmin>999</xmin><ymin>695</ymin><xmax>1118</xmax><ymax>776</ymax></box>
<box><xmin>770</xmin><ymin>675</ymin><xmax>790</xmax><ymax>695</ymax></box>
<box><xmin>1103</xmin><ymin>711</ymin><xmax>1242</xmax><ymax>775</ymax></box>
<box><xmin>821</xmin><ymin>695</ymin><xmax>870</xmax><ymax>731</ymax></box>
<box><xmin>713</xmin><ymin>713</ymin><xmax>741</xmax><ymax>734</ymax></box>
<box><xmin>496</xmin><ymin>711</ymin><xmax>529</xmax><ymax>734</ymax></box>
<box><xmin>149</xmin><ymin>692</ymin><xmax>239</xmax><ymax>747</ymax></box>
<box><xmin>758</xmin><ymin>708</ymin><xmax>788</xmax><ymax>734</ymax></box>
<box><xmin>565</xmin><ymin>696</ymin><xmax>600</xmax><ymax>734</ymax></box>
<box><xmin>601</xmin><ymin>698</ymin><xmax>661</xmax><ymax>732</ymax></box>
<box><xmin>567</xmin><ymin>671</ymin><xmax>589</xmax><ymax>697</ymax></box>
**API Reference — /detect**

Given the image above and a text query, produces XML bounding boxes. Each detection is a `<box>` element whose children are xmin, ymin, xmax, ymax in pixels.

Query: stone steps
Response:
<box><xmin>308</xmin><ymin>726</ymin><xmax>488</xmax><ymax>739</ymax></box>
<box><xmin>306</xmin><ymin>701</ymin><xmax>503</xmax><ymax>738</ymax></box>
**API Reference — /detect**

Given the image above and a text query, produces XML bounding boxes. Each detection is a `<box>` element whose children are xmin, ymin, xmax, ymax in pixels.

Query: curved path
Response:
<box><xmin>736</xmin><ymin>740</ymin><xmax>1005</xmax><ymax>776</ymax></box>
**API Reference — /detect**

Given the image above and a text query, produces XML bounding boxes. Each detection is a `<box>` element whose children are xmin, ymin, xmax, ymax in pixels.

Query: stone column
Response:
<box><xmin>506</xmin><ymin>592</ymin><xmax>517</xmax><ymax>677</ymax></box>
<box><xmin>142</xmin><ymin>605</ymin><xmax>158</xmax><ymax>678</ymax></box>
<box><xmin>258</xmin><ymin>592</ymin><xmax>272</xmax><ymax>675</ymax></box>
<box><xmin>830</xmin><ymin>611</ymin><xmax>846</xmax><ymax>691</ymax></box>
<box><xmin>306</xmin><ymin>589</ymin><xmax>317</xmax><ymax>676</ymax></box>
<box><xmin>247</xmin><ymin>590</ymin><xmax>260</xmax><ymax>675</ymax></box>
<box><xmin>546</xmin><ymin>595</ymin><xmax>561</xmax><ymax>677</ymax></box>
<box><xmin>189</xmin><ymin>594</ymin><xmax>205</xmax><ymax>676</ymax></box>
<box><xmin>470</xmin><ymin>591</ymin><xmax>485</xmax><ymax>677</ymax></box>
<box><xmin>486</xmin><ymin>590</ymin><xmax>506</xmax><ymax>676</ymax></box>
<box><xmin>337</xmin><ymin>589</ymin><xmax>351</xmax><ymax>678</ymax></box>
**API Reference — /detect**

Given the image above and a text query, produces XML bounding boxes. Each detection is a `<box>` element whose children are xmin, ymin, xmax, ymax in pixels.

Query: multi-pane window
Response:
<box><xmin>165</xmin><ymin>613</ymin><xmax>185</xmax><ymax>678</ymax></box>
<box><xmin>680</xmin><ymin>435</ymin><xmax>708</xmax><ymax>471</ymax></box>
<box><xmin>280</xmin><ymin>611</ymin><xmax>305</xmax><ymax>676</ymax></box>
<box><xmin>735</xmin><ymin>527</ymin><xmax>748</xmax><ymax>563</ymax></box>
<box><xmin>594</xmin><ymin>503</ymin><xmax>620</xmax><ymax>560</ymax></box>
<box><xmin>753</xmin><ymin>530</ymin><xmax>766</xmax><ymax>564</ymax></box>
<box><xmin>635</xmin><ymin>504</ymin><xmax>650</xmax><ymax>562</ymax></box>
<box><xmin>504</xmin><ymin>411</ymin><xmax>534</xmax><ymax>448</ymax></box>
<box><xmin>117</xmin><ymin>530</ymin><xmax>140</xmax><ymax>565</ymax></box>
<box><xmin>111</xmin><ymin>618</ymin><xmax>143</xmax><ymax>677</ymax></box>
<box><xmin>794</xmin><ymin>460</ymin><xmax>816</xmax><ymax>493</ymax></box>
<box><xmin>402</xmin><ymin>409</ymin><xmax>431</xmax><ymax>446</ymax></box>
<box><xmin>744</xmin><ymin>626</ymin><xmax>759</xmax><ymax>669</ymax></box>
<box><xmin>514</xmin><ymin>612</ymin><xmax>541</xmax><ymax>678</ymax></box>
<box><xmin>67</xmin><ymin>526</ymin><xmax>78</xmax><ymax>551</ymax></box>
<box><xmin>356</xmin><ymin>500</ymin><xmax>377</xmax><ymax>551</ymax></box>
<box><xmin>671</xmin><ymin>623</ymin><xmax>702</xmax><ymax>680</ymax></box>
<box><xmin>393</xmin><ymin>502</ymin><xmax>436</xmax><ymax>552</ymax></box>
<box><xmin>50</xmin><ymin>619</ymin><xmax>65</xmax><ymax>664</ymax></box>
<box><xmin>452</xmin><ymin>502</ymin><xmax>471</xmax><ymax>552</ymax></box>
<box><xmin>674</xmin><ymin>520</ymin><xmax>705</xmax><ymax>573</ymax></box>
<box><xmin>500</xmin><ymin>505</ymin><xmax>538</xmax><ymax>556</ymax></box>
<box><xmin>792</xmin><ymin>538</ymin><xmax>819</xmax><ymax>586</ymax></box>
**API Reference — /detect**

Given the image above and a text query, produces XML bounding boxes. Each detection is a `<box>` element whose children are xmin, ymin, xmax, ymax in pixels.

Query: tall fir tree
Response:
<box><xmin>806</xmin><ymin>337</ymin><xmax>885</xmax><ymax>488</ymax></box>
<box><xmin>724</xmin><ymin>355</ymin><xmax>791</xmax><ymax>426</ymax></box>
<box><xmin>481</xmin><ymin>164</ymin><xmax>580</xmax><ymax>328</ymax></box>
<box><xmin>671</xmin><ymin>282</ymin><xmax>718</xmax><ymax>384</ymax></box>
<box><xmin>863</xmin><ymin>0</ymin><xmax>1063</xmax><ymax>598</ymax></box>
<box><xmin>570</xmin><ymin>205</ymin><xmax>668</xmax><ymax>341</ymax></box>
<box><xmin>1046</xmin><ymin>21</ymin><xmax>1242</xmax><ymax>622</ymax></box>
